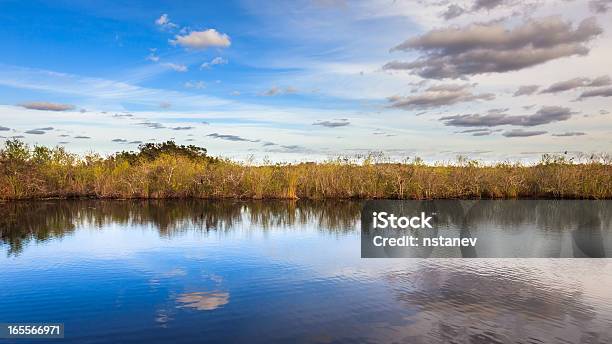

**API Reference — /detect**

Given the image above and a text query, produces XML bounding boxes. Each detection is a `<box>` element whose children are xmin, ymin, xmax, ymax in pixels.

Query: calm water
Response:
<box><xmin>1</xmin><ymin>200</ymin><xmax>611</xmax><ymax>343</ymax></box>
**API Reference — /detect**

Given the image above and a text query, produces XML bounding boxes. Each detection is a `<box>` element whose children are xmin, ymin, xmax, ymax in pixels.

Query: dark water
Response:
<box><xmin>1</xmin><ymin>200</ymin><xmax>611</xmax><ymax>343</ymax></box>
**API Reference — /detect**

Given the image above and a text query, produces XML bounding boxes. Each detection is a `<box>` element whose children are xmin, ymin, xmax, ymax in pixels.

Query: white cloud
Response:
<box><xmin>146</xmin><ymin>54</ymin><xmax>160</xmax><ymax>62</ymax></box>
<box><xmin>170</xmin><ymin>29</ymin><xmax>231</xmax><ymax>50</ymax></box>
<box><xmin>201</xmin><ymin>57</ymin><xmax>228</xmax><ymax>69</ymax></box>
<box><xmin>155</xmin><ymin>14</ymin><xmax>178</xmax><ymax>29</ymax></box>
<box><xmin>184</xmin><ymin>80</ymin><xmax>206</xmax><ymax>89</ymax></box>
<box><xmin>260</xmin><ymin>86</ymin><xmax>299</xmax><ymax>96</ymax></box>
<box><xmin>161</xmin><ymin>62</ymin><xmax>188</xmax><ymax>72</ymax></box>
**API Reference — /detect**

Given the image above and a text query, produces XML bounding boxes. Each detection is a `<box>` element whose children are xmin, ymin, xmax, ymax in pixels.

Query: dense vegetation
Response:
<box><xmin>0</xmin><ymin>139</ymin><xmax>610</xmax><ymax>200</ymax></box>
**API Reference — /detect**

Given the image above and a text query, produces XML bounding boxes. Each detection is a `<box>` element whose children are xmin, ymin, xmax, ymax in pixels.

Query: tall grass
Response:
<box><xmin>1</xmin><ymin>139</ymin><xmax>610</xmax><ymax>200</ymax></box>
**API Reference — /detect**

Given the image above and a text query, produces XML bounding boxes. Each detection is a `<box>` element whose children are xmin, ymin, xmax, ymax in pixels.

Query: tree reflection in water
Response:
<box><xmin>0</xmin><ymin>199</ymin><xmax>363</xmax><ymax>256</ymax></box>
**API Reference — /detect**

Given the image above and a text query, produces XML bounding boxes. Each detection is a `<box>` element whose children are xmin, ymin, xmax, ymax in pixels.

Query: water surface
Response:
<box><xmin>1</xmin><ymin>200</ymin><xmax>611</xmax><ymax>343</ymax></box>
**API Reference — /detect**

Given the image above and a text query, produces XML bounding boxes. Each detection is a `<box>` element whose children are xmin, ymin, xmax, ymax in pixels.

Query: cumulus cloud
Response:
<box><xmin>578</xmin><ymin>86</ymin><xmax>612</xmax><ymax>99</ymax></box>
<box><xmin>171</xmin><ymin>126</ymin><xmax>194</xmax><ymax>130</ymax></box>
<box><xmin>35</xmin><ymin>127</ymin><xmax>54</xmax><ymax>131</ymax></box>
<box><xmin>112</xmin><ymin>138</ymin><xmax>128</xmax><ymax>143</ymax></box>
<box><xmin>540</xmin><ymin>75</ymin><xmax>610</xmax><ymax>93</ymax></box>
<box><xmin>0</xmin><ymin>126</ymin><xmax>10</xmax><ymax>131</ymax></box>
<box><xmin>170</xmin><ymin>29</ymin><xmax>231</xmax><ymax>50</ymax></box>
<box><xmin>441</xmin><ymin>106</ymin><xmax>573</xmax><ymax>127</ymax></box>
<box><xmin>161</xmin><ymin>62</ymin><xmax>188</xmax><ymax>72</ymax></box>
<box><xmin>513</xmin><ymin>85</ymin><xmax>539</xmax><ymax>97</ymax></box>
<box><xmin>128</xmin><ymin>141</ymin><xmax>143</xmax><ymax>144</ymax></box>
<box><xmin>312</xmin><ymin>119</ymin><xmax>350</xmax><ymax>127</ymax></box>
<box><xmin>502</xmin><ymin>129</ymin><xmax>547</xmax><ymax>137</ymax></box>
<box><xmin>19</xmin><ymin>102</ymin><xmax>75</xmax><ymax>111</ymax></box>
<box><xmin>384</xmin><ymin>17</ymin><xmax>602</xmax><ymax>79</ymax></box>
<box><xmin>74</xmin><ymin>135</ymin><xmax>90</xmax><ymax>139</ymax></box>
<box><xmin>25</xmin><ymin>129</ymin><xmax>46</xmax><ymax>135</ymax></box>
<box><xmin>552</xmin><ymin>132</ymin><xmax>586</xmax><ymax>137</ymax></box>
<box><xmin>388</xmin><ymin>84</ymin><xmax>494</xmax><ymax>110</ymax></box>
<box><xmin>207</xmin><ymin>133</ymin><xmax>259</xmax><ymax>142</ymax></box>
<box><xmin>201</xmin><ymin>57</ymin><xmax>228</xmax><ymax>69</ymax></box>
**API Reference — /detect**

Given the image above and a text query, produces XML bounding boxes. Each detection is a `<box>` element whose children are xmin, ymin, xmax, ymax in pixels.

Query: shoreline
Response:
<box><xmin>2</xmin><ymin>140</ymin><xmax>611</xmax><ymax>200</ymax></box>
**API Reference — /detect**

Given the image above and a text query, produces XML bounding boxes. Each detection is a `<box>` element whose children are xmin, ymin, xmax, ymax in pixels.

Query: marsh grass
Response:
<box><xmin>1</xmin><ymin>139</ymin><xmax>610</xmax><ymax>200</ymax></box>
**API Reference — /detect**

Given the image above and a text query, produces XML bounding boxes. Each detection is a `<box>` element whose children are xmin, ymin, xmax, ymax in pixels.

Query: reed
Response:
<box><xmin>1</xmin><ymin>139</ymin><xmax>610</xmax><ymax>200</ymax></box>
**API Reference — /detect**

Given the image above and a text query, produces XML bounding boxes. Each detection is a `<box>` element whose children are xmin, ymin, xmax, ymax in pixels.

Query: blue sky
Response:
<box><xmin>0</xmin><ymin>0</ymin><xmax>611</xmax><ymax>162</ymax></box>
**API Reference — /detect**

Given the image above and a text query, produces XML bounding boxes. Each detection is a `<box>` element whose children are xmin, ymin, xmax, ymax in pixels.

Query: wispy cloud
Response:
<box><xmin>25</xmin><ymin>129</ymin><xmax>46</xmax><ymax>135</ymax></box>
<box><xmin>513</xmin><ymin>85</ymin><xmax>539</xmax><ymax>97</ymax></box>
<box><xmin>502</xmin><ymin>129</ymin><xmax>547</xmax><ymax>137</ymax></box>
<box><xmin>207</xmin><ymin>132</ymin><xmax>259</xmax><ymax>142</ymax></box>
<box><xmin>260</xmin><ymin>86</ymin><xmax>298</xmax><ymax>96</ymax></box>
<box><xmin>184</xmin><ymin>80</ymin><xmax>206</xmax><ymax>89</ymax></box>
<box><xmin>155</xmin><ymin>14</ymin><xmax>178</xmax><ymax>30</ymax></box>
<box><xmin>552</xmin><ymin>132</ymin><xmax>586</xmax><ymax>137</ymax></box>
<box><xmin>540</xmin><ymin>75</ymin><xmax>610</xmax><ymax>94</ymax></box>
<box><xmin>137</xmin><ymin>121</ymin><xmax>166</xmax><ymax>129</ymax></box>
<box><xmin>441</xmin><ymin>106</ymin><xmax>574</xmax><ymax>127</ymax></box>
<box><xmin>18</xmin><ymin>101</ymin><xmax>75</xmax><ymax>111</ymax></box>
<box><xmin>456</xmin><ymin>128</ymin><xmax>502</xmax><ymax>136</ymax></box>
<box><xmin>577</xmin><ymin>86</ymin><xmax>612</xmax><ymax>99</ymax></box>
<box><xmin>388</xmin><ymin>84</ymin><xmax>494</xmax><ymax>110</ymax></box>
<box><xmin>201</xmin><ymin>57</ymin><xmax>228</xmax><ymax>69</ymax></box>
<box><xmin>312</xmin><ymin>119</ymin><xmax>350</xmax><ymax>127</ymax></box>
<box><xmin>146</xmin><ymin>48</ymin><xmax>160</xmax><ymax>62</ymax></box>
<box><xmin>0</xmin><ymin>64</ymin><xmax>230</xmax><ymax>108</ymax></box>
<box><xmin>161</xmin><ymin>62</ymin><xmax>188</xmax><ymax>72</ymax></box>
